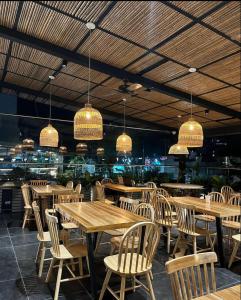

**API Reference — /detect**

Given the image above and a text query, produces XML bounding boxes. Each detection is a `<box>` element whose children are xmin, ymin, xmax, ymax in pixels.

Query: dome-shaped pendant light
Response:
<box><xmin>39</xmin><ymin>78</ymin><xmax>59</xmax><ymax>147</ymax></box>
<box><xmin>116</xmin><ymin>99</ymin><xmax>132</xmax><ymax>154</ymax></box>
<box><xmin>22</xmin><ymin>138</ymin><xmax>34</xmax><ymax>151</ymax></box>
<box><xmin>74</xmin><ymin>22</ymin><xmax>103</xmax><ymax>140</ymax></box>
<box><xmin>168</xmin><ymin>143</ymin><xmax>189</xmax><ymax>155</ymax></box>
<box><xmin>59</xmin><ymin>146</ymin><xmax>67</xmax><ymax>155</ymax></box>
<box><xmin>178</xmin><ymin>92</ymin><xmax>203</xmax><ymax>147</ymax></box>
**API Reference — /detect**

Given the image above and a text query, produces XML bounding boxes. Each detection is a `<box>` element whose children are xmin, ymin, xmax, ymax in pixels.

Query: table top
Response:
<box><xmin>169</xmin><ymin>196</ymin><xmax>241</xmax><ymax>218</ymax></box>
<box><xmin>31</xmin><ymin>184</ymin><xmax>68</xmax><ymax>196</ymax></box>
<box><xmin>195</xmin><ymin>284</ymin><xmax>240</xmax><ymax>299</ymax></box>
<box><xmin>104</xmin><ymin>183</ymin><xmax>154</xmax><ymax>193</ymax></box>
<box><xmin>55</xmin><ymin>201</ymin><xmax>146</xmax><ymax>233</ymax></box>
<box><xmin>160</xmin><ymin>183</ymin><xmax>204</xmax><ymax>190</ymax></box>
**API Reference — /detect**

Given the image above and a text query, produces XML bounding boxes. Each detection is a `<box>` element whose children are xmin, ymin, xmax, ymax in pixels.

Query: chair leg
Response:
<box><xmin>120</xmin><ymin>276</ymin><xmax>126</xmax><ymax>300</ymax></box>
<box><xmin>46</xmin><ymin>258</ymin><xmax>55</xmax><ymax>283</ymax></box>
<box><xmin>167</xmin><ymin>228</ymin><xmax>171</xmax><ymax>254</ymax></box>
<box><xmin>94</xmin><ymin>232</ymin><xmax>103</xmax><ymax>255</ymax></box>
<box><xmin>193</xmin><ymin>236</ymin><xmax>197</xmax><ymax>254</ymax></box>
<box><xmin>38</xmin><ymin>245</ymin><xmax>46</xmax><ymax>277</ymax></box>
<box><xmin>146</xmin><ymin>271</ymin><xmax>156</xmax><ymax>300</ymax></box>
<box><xmin>205</xmin><ymin>222</ymin><xmax>209</xmax><ymax>246</ymax></box>
<box><xmin>22</xmin><ymin>210</ymin><xmax>29</xmax><ymax>229</ymax></box>
<box><xmin>228</xmin><ymin>241</ymin><xmax>239</xmax><ymax>268</ymax></box>
<box><xmin>110</xmin><ymin>243</ymin><xmax>116</xmax><ymax>255</ymax></box>
<box><xmin>35</xmin><ymin>242</ymin><xmax>41</xmax><ymax>263</ymax></box>
<box><xmin>54</xmin><ymin>259</ymin><xmax>63</xmax><ymax>300</ymax></box>
<box><xmin>99</xmin><ymin>269</ymin><xmax>112</xmax><ymax>300</ymax></box>
<box><xmin>86</xmin><ymin>256</ymin><xmax>90</xmax><ymax>274</ymax></box>
<box><xmin>79</xmin><ymin>257</ymin><xmax>83</xmax><ymax>276</ymax></box>
<box><xmin>172</xmin><ymin>235</ymin><xmax>181</xmax><ymax>257</ymax></box>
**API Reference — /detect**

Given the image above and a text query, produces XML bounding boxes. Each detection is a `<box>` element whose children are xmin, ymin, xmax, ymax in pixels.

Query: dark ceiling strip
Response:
<box><xmin>0</xmin><ymin>25</ymin><xmax>240</xmax><ymax>119</ymax></box>
<box><xmin>138</xmin><ymin>58</ymin><xmax>169</xmax><ymax>75</ymax></box>
<box><xmin>197</xmin><ymin>86</ymin><xmax>234</xmax><ymax>97</ymax></box>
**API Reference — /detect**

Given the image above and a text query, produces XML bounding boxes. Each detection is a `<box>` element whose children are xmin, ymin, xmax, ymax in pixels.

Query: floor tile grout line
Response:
<box><xmin>6</xmin><ymin>226</ymin><xmax>30</xmax><ymax>300</ymax></box>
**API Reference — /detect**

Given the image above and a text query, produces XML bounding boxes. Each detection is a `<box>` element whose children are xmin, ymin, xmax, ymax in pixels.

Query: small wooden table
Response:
<box><xmin>195</xmin><ymin>284</ymin><xmax>240</xmax><ymax>299</ymax></box>
<box><xmin>169</xmin><ymin>196</ymin><xmax>241</xmax><ymax>267</ymax></box>
<box><xmin>55</xmin><ymin>201</ymin><xmax>146</xmax><ymax>300</ymax></box>
<box><xmin>160</xmin><ymin>183</ymin><xmax>204</xmax><ymax>190</ymax></box>
<box><xmin>31</xmin><ymin>184</ymin><xmax>68</xmax><ymax>197</ymax></box>
<box><xmin>104</xmin><ymin>183</ymin><xmax>154</xmax><ymax>193</ymax></box>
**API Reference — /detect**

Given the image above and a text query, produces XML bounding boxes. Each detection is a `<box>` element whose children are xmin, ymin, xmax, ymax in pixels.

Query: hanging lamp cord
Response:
<box><xmin>87</xmin><ymin>28</ymin><xmax>92</xmax><ymax>105</ymax></box>
<box><xmin>123</xmin><ymin>99</ymin><xmax>126</xmax><ymax>133</ymax></box>
<box><xmin>49</xmin><ymin>82</ymin><xmax>52</xmax><ymax>124</ymax></box>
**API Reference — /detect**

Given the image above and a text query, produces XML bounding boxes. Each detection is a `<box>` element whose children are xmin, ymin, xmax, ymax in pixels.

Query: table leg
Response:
<box><xmin>216</xmin><ymin>217</ymin><xmax>225</xmax><ymax>267</ymax></box>
<box><xmin>86</xmin><ymin>233</ymin><xmax>98</xmax><ymax>300</ymax></box>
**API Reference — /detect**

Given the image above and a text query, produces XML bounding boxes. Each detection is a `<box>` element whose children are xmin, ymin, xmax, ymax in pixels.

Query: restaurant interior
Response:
<box><xmin>0</xmin><ymin>1</ymin><xmax>240</xmax><ymax>300</ymax></box>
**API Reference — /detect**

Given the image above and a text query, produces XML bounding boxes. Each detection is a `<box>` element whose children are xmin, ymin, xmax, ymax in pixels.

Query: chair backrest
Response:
<box><xmin>156</xmin><ymin>187</ymin><xmax>170</xmax><ymax>198</ymax></box>
<box><xmin>119</xmin><ymin>197</ymin><xmax>138</xmax><ymax>211</ymax></box>
<box><xmin>52</xmin><ymin>189</ymin><xmax>76</xmax><ymax>206</ymax></box>
<box><xmin>145</xmin><ymin>181</ymin><xmax>157</xmax><ymax>189</ymax></box>
<box><xmin>29</xmin><ymin>180</ymin><xmax>47</xmax><ymax>186</ymax></box>
<box><xmin>45</xmin><ymin>210</ymin><xmax>60</xmax><ymax>257</ymax></box>
<box><xmin>227</xmin><ymin>194</ymin><xmax>241</xmax><ymax>222</ymax></box>
<box><xmin>101</xmin><ymin>178</ymin><xmax>113</xmax><ymax>184</ymax></box>
<box><xmin>141</xmin><ymin>190</ymin><xmax>156</xmax><ymax>204</ymax></box>
<box><xmin>95</xmin><ymin>181</ymin><xmax>105</xmax><ymax>200</ymax></box>
<box><xmin>117</xmin><ymin>176</ymin><xmax>124</xmax><ymax>185</ymax></box>
<box><xmin>221</xmin><ymin>185</ymin><xmax>234</xmax><ymax>202</ymax></box>
<box><xmin>66</xmin><ymin>181</ymin><xmax>73</xmax><ymax>189</ymax></box>
<box><xmin>174</xmin><ymin>201</ymin><xmax>196</xmax><ymax>235</ymax></box>
<box><xmin>21</xmin><ymin>184</ymin><xmax>31</xmax><ymax>207</ymax></box>
<box><xmin>75</xmin><ymin>183</ymin><xmax>82</xmax><ymax>194</ymax></box>
<box><xmin>208</xmin><ymin>192</ymin><xmax>225</xmax><ymax>203</ymax></box>
<box><xmin>117</xmin><ymin>221</ymin><xmax>160</xmax><ymax>274</ymax></box>
<box><xmin>32</xmin><ymin>201</ymin><xmax>44</xmax><ymax>240</ymax></box>
<box><xmin>152</xmin><ymin>195</ymin><xmax>174</xmax><ymax>227</ymax></box>
<box><xmin>166</xmin><ymin>252</ymin><xmax>217</xmax><ymax>300</ymax></box>
<box><xmin>134</xmin><ymin>203</ymin><xmax>155</xmax><ymax>222</ymax></box>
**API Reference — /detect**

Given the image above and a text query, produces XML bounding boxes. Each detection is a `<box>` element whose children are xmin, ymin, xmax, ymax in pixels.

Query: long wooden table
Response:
<box><xmin>55</xmin><ymin>201</ymin><xmax>146</xmax><ymax>300</ymax></box>
<box><xmin>104</xmin><ymin>183</ymin><xmax>154</xmax><ymax>193</ymax></box>
<box><xmin>169</xmin><ymin>196</ymin><xmax>241</xmax><ymax>267</ymax></box>
<box><xmin>195</xmin><ymin>284</ymin><xmax>240</xmax><ymax>299</ymax></box>
<box><xmin>31</xmin><ymin>184</ymin><xmax>68</xmax><ymax>197</ymax></box>
<box><xmin>160</xmin><ymin>183</ymin><xmax>204</xmax><ymax>190</ymax></box>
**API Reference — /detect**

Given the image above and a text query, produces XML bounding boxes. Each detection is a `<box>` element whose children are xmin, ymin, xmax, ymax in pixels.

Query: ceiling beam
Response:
<box><xmin>0</xmin><ymin>25</ymin><xmax>240</xmax><ymax>120</ymax></box>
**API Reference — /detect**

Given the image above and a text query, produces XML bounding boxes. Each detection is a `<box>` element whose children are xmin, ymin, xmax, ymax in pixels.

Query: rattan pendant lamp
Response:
<box><xmin>168</xmin><ymin>143</ymin><xmax>189</xmax><ymax>155</ymax></box>
<box><xmin>74</xmin><ymin>22</ymin><xmax>103</xmax><ymax>140</ymax></box>
<box><xmin>178</xmin><ymin>92</ymin><xmax>203</xmax><ymax>147</ymax></box>
<box><xmin>39</xmin><ymin>79</ymin><xmax>59</xmax><ymax>147</ymax></box>
<box><xmin>116</xmin><ymin>99</ymin><xmax>132</xmax><ymax>154</ymax></box>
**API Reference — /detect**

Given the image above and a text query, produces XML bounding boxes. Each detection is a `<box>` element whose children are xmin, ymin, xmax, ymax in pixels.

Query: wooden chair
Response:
<box><xmin>101</xmin><ymin>178</ymin><xmax>113</xmax><ymax>184</ymax></box>
<box><xmin>221</xmin><ymin>185</ymin><xmax>234</xmax><ymax>202</ymax></box>
<box><xmin>166</xmin><ymin>252</ymin><xmax>218</xmax><ymax>300</ymax></box>
<box><xmin>66</xmin><ymin>181</ymin><xmax>73</xmax><ymax>189</ymax></box>
<box><xmin>173</xmin><ymin>202</ymin><xmax>216</xmax><ymax>256</ymax></box>
<box><xmin>29</xmin><ymin>180</ymin><xmax>48</xmax><ymax>186</ymax></box>
<box><xmin>117</xmin><ymin>176</ymin><xmax>124</xmax><ymax>185</ymax></box>
<box><xmin>141</xmin><ymin>189</ymin><xmax>156</xmax><ymax>204</ymax></box>
<box><xmin>32</xmin><ymin>201</ymin><xmax>51</xmax><ymax>277</ymax></box>
<box><xmin>95</xmin><ymin>181</ymin><xmax>105</xmax><ymax>200</ymax></box>
<box><xmin>99</xmin><ymin>221</ymin><xmax>160</xmax><ymax>300</ymax></box>
<box><xmin>228</xmin><ymin>234</ymin><xmax>241</xmax><ymax>268</ymax></box>
<box><xmin>21</xmin><ymin>184</ymin><xmax>34</xmax><ymax>229</ymax></box>
<box><xmin>75</xmin><ymin>183</ymin><xmax>84</xmax><ymax>201</ymax></box>
<box><xmin>156</xmin><ymin>187</ymin><xmax>170</xmax><ymax>198</ymax></box>
<box><xmin>45</xmin><ymin>210</ymin><xmax>89</xmax><ymax>300</ymax></box>
<box><xmin>152</xmin><ymin>195</ymin><xmax>177</xmax><ymax>253</ymax></box>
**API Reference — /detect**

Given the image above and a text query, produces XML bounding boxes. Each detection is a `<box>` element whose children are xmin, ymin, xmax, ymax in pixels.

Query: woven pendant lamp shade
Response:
<box><xmin>116</xmin><ymin>133</ymin><xmax>132</xmax><ymax>154</ymax></box>
<box><xmin>40</xmin><ymin>124</ymin><xmax>59</xmax><ymax>147</ymax></box>
<box><xmin>59</xmin><ymin>146</ymin><xmax>67</xmax><ymax>155</ymax></box>
<box><xmin>178</xmin><ymin>117</ymin><xmax>203</xmax><ymax>147</ymax></box>
<box><xmin>74</xmin><ymin>103</ymin><xmax>103</xmax><ymax>140</ymax></box>
<box><xmin>22</xmin><ymin>139</ymin><xmax>34</xmax><ymax>151</ymax></box>
<box><xmin>76</xmin><ymin>143</ymin><xmax>88</xmax><ymax>154</ymax></box>
<box><xmin>9</xmin><ymin>148</ymin><xmax>15</xmax><ymax>155</ymax></box>
<box><xmin>15</xmin><ymin>144</ymin><xmax>23</xmax><ymax>154</ymax></box>
<box><xmin>168</xmin><ymin>143</ymin><xmax>189</xmax><ymax>155</ymax></box>
<box><xmin>97</xmin><ymin>147</ymin><xmax>104</xmax><ymax>156</ymax></box>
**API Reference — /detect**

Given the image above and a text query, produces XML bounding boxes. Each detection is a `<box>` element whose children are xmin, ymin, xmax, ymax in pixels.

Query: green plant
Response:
<box><xmin>211</xmin><ymin>175</ymin><xmax>227</xmax><ymax>191</ymax></box>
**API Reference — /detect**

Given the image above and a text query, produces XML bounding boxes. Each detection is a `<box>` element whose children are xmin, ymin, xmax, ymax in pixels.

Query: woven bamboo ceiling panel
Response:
<box><xmin>126</xmin><ymin>54</ymin><xmax>162</xmax><ymax>73</ymax></box>
<box><xmin>235</xmin><ymin>83</ymin><xmax>241</xmax><ymax>88</ymax></box>
<box><xmin>5</xmin><ymin>72</ymin><xmax>46</xmax><ymax>91</ymax></box>
<box><xmin>0</xmin><ymin>38</ymin><xmax>10</xmax><ymax>54</ymax></box>
<box><xmin>0</xmin><ymin>54</ymin><xmax>6</xmax><ymax>69</ymax></box>
<box><xmin>133</xmin><ymin>112</ymin><xmax>163</xmax><ymax>122</ymax></box>
<box><xmin>124</xmin><ymin>98</ymin><xmax>160</xmax><ymax>111</ymax></box>
<box><xmin>42</xmin><ymin>84</ymin><xmax>80</xmax><ymax>101</ymax></box>
<box><xmin>0</xmin><ymin>1</ymin><xmax>19</xmax><ymax>28</ymax></box>
<box><xmin>202</xmin><ymin>121</ymin><xmax>226</xmax><ymax>129</ymax></box>
<box><xmin>221</xmin><ymin>118</ymin><xmax>241</xmax><ymax>127</ymax></box>
<box><xmin>228</xmin><ymin>104</ymin><xmax>240</xmax><ymax>112</ymax></box>
<box><xmin>168</xmin><ymin>101</ymin><xmax>203</xmax><ymax>113</ymax></box>
<box><xmin>201</xmin><ymin>87</ymin><xmax>240</xmax><ymax>106</ymax></box>
<box><xmin>147</xmin><ymin>106</ymin><xmax>185</xmax><ymax>118</ymax></box>
<box><xmin>137</xmin><ymin>90</ymin><xmax>178</xmax><ymax>105</ymax></box>
<box><xmin>195</xmin><ymin>110</ymin><xmax>231</xmax><ymax>121</ymax></box>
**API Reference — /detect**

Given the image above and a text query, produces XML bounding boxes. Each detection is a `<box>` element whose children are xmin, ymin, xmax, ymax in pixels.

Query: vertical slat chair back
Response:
<box><xmin>66</xmin><ymin>181</ymin><xmax>73</xmax><ymax>189</ymax></box>
<box><xmin>95</xmin><ymin>181</ymin><xmax>105</xmax><ymax>200</ymax></box>
<box><xmin>21</xmin><ymin>184</ymin><xmax>31</xmax><ymax>207</ymax></box>
<box><xmin>208</xmin><ymin>192</ymin><xmax>225</xmax><ymax>203</ymax></box>
<box><xmin>175</xmin><ymin>202</ymin><xmax>196</xmax><ymax>235</ymax></box>
<box><xmin>119</xmin><ymin>197</ymin><xmax>138</xmax><ymax>211</ymax></box>
<box><xmin>145</xmin><ymin>182</ymin><xmax>157</xmax><ymax>189</ymax></box>
<box><xmin>101</xmin><ymin>178</ymin><xmax>113</xmax><ymax>184</ymax></box>
<box><xmin>32</xmin><ymin>201</ymin><xmax>44</xmax><ymax>240</ymax></box>
<box><xmin>141</xmin><ymin>190</ymin><xmax>156</xmax><ymax>204</ymax></box>
<box><xmin>227</xmin><ymin>195</ymin><xmax>241</xmax><ymax>223</ymax></box>
<box><xmin>156</xmin><ymin>188</ymin><xmax>170</xmax><ymax>198</ymax></box>
<box><xmin>221</xmin><ymin>186</ymin><xmax>234</xmax><ymax>202</ymax></box>
<box><xmin>118</xmin><ymin>222</ymin><xmax>160</xmax><ymax>274</ymax></box>
<box><xmin>117</xmin><ymin>176</ymin><xmax>124</xmax><ymax>185</ymax></box>
<box><xmin>166</xmin><ymin>252</ymin><xmax>217</xmax><ymax>300</ymax></box>
<box><xmin>134</xmin><ymin>203</ymin><xmax>155</xmax><ymax>222</ymax></box>
<box><xmin>30</xmin><ymin>180</ymin><xmax>48</xmax><ymax>186</ymax></box>
<box><xmin>52</xmin><ymin>189</ymin><xmax>75</xmax><ymax>207</ymax></box>
<box><xmin>75</xmin><ymin>183</ymin><xmax>82</xmax><ymax>195</ymax></box>
<box><xmin>153</xmin><ymin>195</ymin><xmax>174</xmax><ymax>227</ymax></box>
<box><xmin>45</xmin><ymin>210</ymin><xmax>60</xmax><ymax>257</ymax></box>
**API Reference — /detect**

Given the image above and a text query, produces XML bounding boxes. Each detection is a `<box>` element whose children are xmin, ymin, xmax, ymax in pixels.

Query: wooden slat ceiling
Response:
<box><xmin>0</xmin><ymin>1</ymin><xmax>240</xmax><ymax>133</ymax></box>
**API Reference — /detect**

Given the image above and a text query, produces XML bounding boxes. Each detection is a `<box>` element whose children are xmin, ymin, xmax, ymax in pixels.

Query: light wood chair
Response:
<box><xmin>141</xmin><ymin>190</ymin><xmax>156</xmax><ymax>204</ymax></box>
<box><xmin>32</xmin><ymin>201</ymin><xmax>51</xmax><ymax>277</ymax></box>
<box><xmin>21</xmin><ymin>184</ymin><xmax>34</xmax><ymax>229</ymax></box>
<box><xmin>152</xmin><ymin>195</ymin><xmax>177</xmax><ymax>253</ymax></box>
<box><xmin>29</xmin><ymin>180</ymin><xmax>48</xmax><ymax>186</ymax></box>
<box><xmin>117</xmin><ymin>176</ymin><xmax>124</xmax><ymax>185</ymax></box>
<box><xmin>101</xmin><ymin>178</ymin><xmax>113</xmax><ymax>184</ymax></box>
<box><xmin>221</xmin><ymin>185</ymin><xmax>234</xmax><ymax>202</ymax></box>
<box><xmin>156</xmin><ymin>187</ymin><xmax>170</xmax><ymax>198</ymax></box>
<box><xmin>145</xmin><ymin>182</ymin><xmax>157</xmax><ymax>189</ymax></box>
<box><xmin>228</xmin><ymin>234</ymin><xmax>241</xmax><ymax>268</ymax></box>
<box><xmin>45</xmin><ymin>210</ymin><xmax>89</xmax><ymax>300</ymax></box>
<box><xmin>95</xmin><ymin>181</ymin><xmax>105</xmax><ymax>200</ymax></box>
<box><xmin>99</xmin><ymin>221</ymin><xmax>160</xmax><ymax>300</ymax></box>
<box><xmin>74</xmin><ymin>183</ymin><xmax>84</xmax><ymax>201</ymax></box>
<box><xmin>66</xmin><ymin>181</ymin><xmax>73</xmax><ymax>189</ymax></box>
<box><xmin>173</xmin><ymin>202</ymin><xmax>216</xmax><ymax>256</ymax></box>
<box><xmin>166</xmin><ymin>252</ymin><xmax>218</xmax><ymax>300</ymax></box>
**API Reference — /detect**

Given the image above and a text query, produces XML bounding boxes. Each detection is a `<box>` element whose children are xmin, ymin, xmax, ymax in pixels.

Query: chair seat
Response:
<box><xmin>61</xmin><ymin>222</ymin><xmax>79</xmax><ymax>230</ymax></box>
<box><xmin>50</xmin><ymin>242</ymin><xmax>87</xmax><ymax>259</ymax></box>
<box><xmin>223</xmin><ymin>220</ymin><xmax>240</xmax><ymax>230</ymax></box>
<box><xmin>105</xmin><ymin>228</ymin><xmax>127</xmax><ymax>236</ymax></box>
<box><xmin>37</xmin><ymin>231</ymin><xmax>51</xmax><ymax>242</ymax></box>
<box><xmin>24</xmin><ymin>205</ymin><xmax>32</xmax><ymax>209</ymax></box>
<box><xmin>195</xmin><ymin>214</ymin><xmax>215</xmax><ymax>222</ymax></box>
<box><xmin>104</xmin><ymin>253</ymin><xmax>151</xmax><ymax>275</ymax></box>
<box><xmin>178</xmin><ymin>226</ymin><xmax>216</xmax><ymax>237</ymax></box>
<box><xmin>232</xmin><ymin>234</ymin><xmax>241</xmax><ymax>242</ymax></box>
<box><xmin>156</xmin><ymin>219</ymin><xmax>177</xmax><ymax>227</ymax></box>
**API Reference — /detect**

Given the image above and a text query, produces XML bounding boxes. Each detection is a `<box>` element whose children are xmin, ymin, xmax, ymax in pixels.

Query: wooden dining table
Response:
<box><xmin>31</xmin><ymin>184</ymin><xmax>68</xmax><ymax>197</ymax></box>
<box><xmin>195</xmin><ymin>284</ymin><xmax>240</xmax><ymax>299</ymax></box>
<box><xmin>160</xmin><ymin>183</ymin><xmax>204</xmax><ymax>190</ymax></box>
<box><xmin>55</xmin><ymin>201</ymin><xmax>146</xmax><ymax>300</ymax></box>
<box><xmin>169</xmin><ymin>196</ymin><xmax>241</xmax><ymax>267</ymax></box>
<box><xmin>104</xmin><ymin>182</ymin><xmax>154</xmax><ymax>193</ymax></box>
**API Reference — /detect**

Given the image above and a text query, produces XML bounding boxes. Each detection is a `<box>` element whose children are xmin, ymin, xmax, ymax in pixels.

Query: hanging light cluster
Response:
<box><xmin>74</xmin><ymin>22</ymin><xmax>103</xmax><ymax>141</ymax></box>
<box><xmin>76</xmin><ymin>143</ymin><xmax>88</xmax><ymax>154</ymax></box>
<box><xmin>22</xmin><ymin>138</ymin><xmax>34</xmax><ymax>151</ymax></box>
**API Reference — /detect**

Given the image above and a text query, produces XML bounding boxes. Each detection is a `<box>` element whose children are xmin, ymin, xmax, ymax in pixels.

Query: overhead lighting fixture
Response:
<box><xmin>39</xmin><ymin>80</ymin><xmax>59</xmax><ymax>147</ymax></box>
<box><xmin>189</xmin><ymin>67</ymin><xmax>197</xmax><ymax>73</ymax></box>
<box><xmin>22</xmin><ymin>139</ymin><xmax>34</xmax><ymax>151</ymax></box>
<box><xmin>168</xmin><ymin>143</ymin><xmax>189</xmax><ymax>155</ymax></box>
<box><xmin>59</xmin><ymin>146</ymin><xmax>67</xmax><ymax>155</ymax></box>
<box><xmin>177</xmin><ymin>115</ymin><xmax>182</xmax><ymax>118</ymax></box>
<box><xmin>76</xmin><ymin>143</ymin><xmax>88</xmax><ymax>154</ymax></box>
<box><xmin>116</xmin><ymin>99</ymin><xmax>132</xmax><ymax>154</ymax></box>
<box><xmin>61</xmin><ymin>60</ymin><xmax>67</xmax><ymax>68</ymax></box>
<box><xmin>97</xmin><ymin>147</ymin><xmax>104</xmax><ymax>157</ymax></box>
<box><xmin>48</xmin><ymin>75</ymin><xmax>55</xmax><ymax>80</ymax></box>
<box><xmin>9</xmin><ymin>148</ymin><xmax>15</xmax><ymax>155</ymax></box>
<box><xmin>15</xmin><ymin>144</ymin><xmax>23</xmax><ymax>154</ymax></box>
<box><xmin>74</xmin><ymin>22</ymin><xmax>103</xmax><ymax>140</ymax></box>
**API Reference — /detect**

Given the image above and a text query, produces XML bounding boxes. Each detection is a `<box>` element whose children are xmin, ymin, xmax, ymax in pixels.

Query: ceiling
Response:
<box><xmin>0</xmin><ymin>1</ymin><xmax>240</xmax><ymax>133</ymax></box>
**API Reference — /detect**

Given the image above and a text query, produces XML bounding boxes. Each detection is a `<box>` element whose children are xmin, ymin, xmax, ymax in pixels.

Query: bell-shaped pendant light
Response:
<box><xmin>97</xmin><ymin>147</ymin><xmax>104</xmax><ymax>157</ymax></box>
<box><xmin>76</xmin><ymin>143</ymin><xmax>88</xmax><ymax>154</ymax></box>
<box><xmin>178</xmin><ymin>92</ymin><xmax>203</xmax><ymax>147</ymax></box>
<box><xmin>116</xmin><ymin>99</ymin><xmax>132</xmax><ymax>154</ymax></box>
<box><xmin>39</xmin><ymin>79</ymin><xmax>59</xmax><ymax>147</ymax></box>
<box><xmin>22</xmin><ymin>138</ymin><xmax>34</xmax><ymax>151</ymax></box>
<box><xmin>9</xmin><ymin>147</ymin><xmax>16</xmax><ymax>155</ymax></box>
<box><xmin>15</xmin><ymin>144</ymin><xmax>23</xmax><ymax>154</ymax></box>
<box><xmin>59</xmin><ymin>146</ymin><xmax>67</xmax><ymax>155</ymax></box>
<box><xmin>168</xmin><ymin>143</ymin><xmax>189</xmax><ymax>155</ymax></box>
<box><xmin>74</xmin><ymin>22</ymin><xmax>103</xmax><ymax>140</ymax></box>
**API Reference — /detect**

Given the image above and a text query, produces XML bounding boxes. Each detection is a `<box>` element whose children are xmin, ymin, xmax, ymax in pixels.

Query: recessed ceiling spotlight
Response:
<box><xmin>62</xmin><ymin>60</ymin><xmax>67</xmax><ymax>68</ymax></box>
<box><xmin>189</xmin><ymin>67</ymin><xmax>197</xmax><ymax>73</ymax></box>
<box><xmin>49</xmin><ymin>75</ymin><xmax>55</xmax><ymax>80</ymax></box>
<box><xmin>86</xmin><ymin>22</ymin><xmax>95</xmax><ymax>30</ymax></box>
<box><xmin>177</xmin><ymin>115</ymin><xmax>182</xmax><ymax>118</ymax></box>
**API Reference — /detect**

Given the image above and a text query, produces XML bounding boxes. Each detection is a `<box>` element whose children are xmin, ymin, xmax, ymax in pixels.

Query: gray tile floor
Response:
<box><xmin>0</xmin><ymin>213</ymin><xmax>240</xmax><ymax>300</ymax></box>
